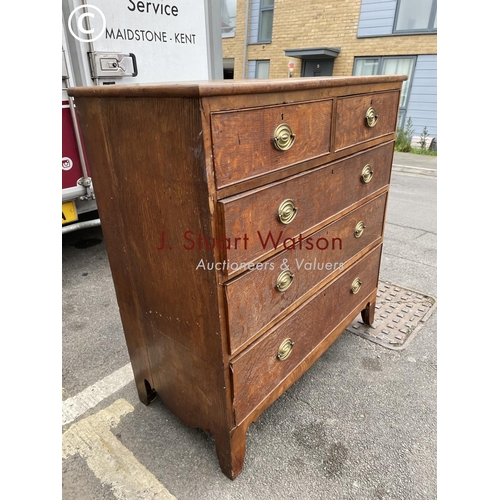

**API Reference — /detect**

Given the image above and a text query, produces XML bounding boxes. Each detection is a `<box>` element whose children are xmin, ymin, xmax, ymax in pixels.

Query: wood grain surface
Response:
<box><xmin>335</xmin><ymin>91</ymin><xmax>400</xmax><ymax>151</ymax></box>
<box><xmin>231</xmin><ymin>245</ymin><xmax>382</xmax><ymax>424</ymax></box>
<box><xmin>212</xmin><ymin>99</ymin><xmax>332</xmax><ymax>187</ymax></box>
<box><xmin>224</xmin><ymin>192</ymin><xmax>387</xmax><ymax>354</ymax></box>
<box><xmin>219</xmin><ymin>141</ymin><xmax>393</xmax><ymax>276</ymax></box>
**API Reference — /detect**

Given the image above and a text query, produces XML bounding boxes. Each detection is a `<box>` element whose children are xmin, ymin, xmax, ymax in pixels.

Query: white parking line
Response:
<box><xmin>63</xmin><ymin>398</ymin><xmax>177</xmax><ymax>500</ymax></box>
<box><xmin>62</xmin><ymin>363</ymin><xmax>134</xmax><ymax>425</ymax></box>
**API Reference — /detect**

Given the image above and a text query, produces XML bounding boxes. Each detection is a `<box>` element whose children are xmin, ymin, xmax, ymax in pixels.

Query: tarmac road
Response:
<box><xmin>62</xmin><ymin>161</ymin><xmax>437</xmax><ymax>500</ymax></box>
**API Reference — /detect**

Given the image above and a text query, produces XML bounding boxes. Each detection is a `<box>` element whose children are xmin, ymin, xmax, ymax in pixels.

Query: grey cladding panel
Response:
<box><xmin>406</xmin><ymin>55</ymin><xmax>437</xmax><ymax>137</ymax></box>
<box><xmin>357</xmin><ymin>0</ymin><xmax>397</xmax><ymax>37</ymax></box>
<box><xmin>249</xmin><ymin>0</ymin><xmax>260</xmax><ymax>43</ymax></box>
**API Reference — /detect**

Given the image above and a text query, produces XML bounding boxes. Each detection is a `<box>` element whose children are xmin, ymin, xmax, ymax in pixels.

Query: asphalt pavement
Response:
<box><xmin>62</xmin><ymin>152</ymin><xmax>437</xmax><ymax>499</ymax></box>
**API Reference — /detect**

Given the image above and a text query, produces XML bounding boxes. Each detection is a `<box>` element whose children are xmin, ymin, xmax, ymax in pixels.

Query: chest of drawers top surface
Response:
<box><xmin>69</xmin><ymin>75</ymin><xmax>405</xmax><ymax>480</ymax></box>
<box><xmin>69</xmin><ymin>74</ymin><xmax>407</xmax><ymax>98</ymax></box>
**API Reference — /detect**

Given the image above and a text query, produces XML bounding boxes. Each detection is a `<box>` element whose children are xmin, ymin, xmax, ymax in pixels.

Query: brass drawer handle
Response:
<box><xmin>365</xmin><ymin>106</ymin><xmax>378</xmax><ymax>128</ymax></box>
<box><xmin>360</xmin><ymin>164</ymin><xmax>374</xmax><ymax>184</ymax></box>
<box><xmin>354</xmin><ymin>221</ymin><xmax>366</xmax><ymax>238</ymax></box>
<box><xmin>277</xmin><ymin>338</ymin><xmax>295</xmax><ymax>361</ymax></box>
<box><xmin>273</xmin><ymin>123</ymin><xmax>296</xmax><ymax>151</ymax></box>
<box><xmin>276</xmin><ymin>270</ymin><xmax>295</xmax><ymax>292</ymax></box>
<box><xmin>278</xmin><ymin>199</ymin><xmax>298</xmax><ymax>224</ymax></box>
<box><xmin>351</xmin><ymin>278</ymin><xmax>362</xmax><ymax>294</ymax></box>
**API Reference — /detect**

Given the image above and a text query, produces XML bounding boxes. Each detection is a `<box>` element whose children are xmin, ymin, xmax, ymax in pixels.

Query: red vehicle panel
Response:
<box><xmin>62</xmin><ymin>100</ymin><xmax>87</xmax><ymax>190</ymax></box>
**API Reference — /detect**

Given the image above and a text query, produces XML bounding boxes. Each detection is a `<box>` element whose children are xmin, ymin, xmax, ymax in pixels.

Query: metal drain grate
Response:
<box><xmin>346</xmin><ymin>281</ymin><xmax>436</xmax><ymax>350</ymax></box>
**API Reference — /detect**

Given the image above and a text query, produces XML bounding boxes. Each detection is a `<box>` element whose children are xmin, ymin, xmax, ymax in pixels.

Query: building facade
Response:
<box><xmin>221</xmin><ymin>0</ymin><xmax>437</xmax><ymax>138</ymax></box>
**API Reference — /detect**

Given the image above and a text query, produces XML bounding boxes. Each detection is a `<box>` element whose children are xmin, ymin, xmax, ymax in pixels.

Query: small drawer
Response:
<box><xmin>218</xmin><ymin>141</ymin><xmax>393</xmax><ymax>277</ymax></box>
<box><xmin>224</xmin><ymin>192</ymin><xmax>387</xmax><ymax>354</ymax></box>
<box><xmin>335</xmin><ymin>91</ymin><xmax>400</xmax><ymax>151</ymax></box>
<box><xmin>230</xmin><ymin>245</ymin><xmax>382</xmax><ymax>424</ymax></box>
<box><xmin>211</xmin><ymin>100</ymin><xmax>333</xmax><ymax>188</ymax></box>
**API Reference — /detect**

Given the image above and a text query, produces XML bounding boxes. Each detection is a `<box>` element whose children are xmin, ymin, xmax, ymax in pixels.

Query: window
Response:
<box><xmin>221</xmin><ymin>0</ymin><xmax>237</xmax><ymax>38</ymax></box>
<box><xmin>394</xmin><ymin>0</ymin><xmax>437</xmax><ymax>33</ymax></box>
<box><xmin>248</xmin><ymin>60</ymin><xmax>270</xmax><ymax>78</ymax></box>
<box><xmin>353</xmin><ymin>56</ymin><xmax>415</xmax><ymax>128</ymax></box>
<box><xmin>256</xmin><ymin>60</ymin><xmax>270</xmax><ymax>78</ymax></box>
<box><xmin>223</xmin><ymin>58</ymin><xmax>234</xmax><ymax>79</ymax></box>
<box><xmin>258</xmin><ymin>0</ymin><xmax>274</xmax><ymax>42</ymax></box>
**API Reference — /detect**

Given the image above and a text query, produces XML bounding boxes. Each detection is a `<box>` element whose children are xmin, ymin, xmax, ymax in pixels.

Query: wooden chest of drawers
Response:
<box><xmin>69</xmin><ymin>75</ymin><xmax>406</xmax><ymax>479</ymax></box>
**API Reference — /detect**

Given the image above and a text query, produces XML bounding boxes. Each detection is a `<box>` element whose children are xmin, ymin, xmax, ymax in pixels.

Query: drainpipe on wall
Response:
<box><xmin>242</xmin><ymin>0</ymin><xmax>250</xmax><ymax>78</ymax></box>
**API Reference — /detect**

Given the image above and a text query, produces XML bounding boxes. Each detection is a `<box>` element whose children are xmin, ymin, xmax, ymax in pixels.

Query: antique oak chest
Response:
<box><xmin>69</xmin><ymin>75</ymin><xmax>406</xmax><ymax>479</ymax></box>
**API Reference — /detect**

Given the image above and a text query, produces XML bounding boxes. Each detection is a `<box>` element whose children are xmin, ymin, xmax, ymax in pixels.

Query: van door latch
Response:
<box><xmin>88</xmin><ymin>52</ymin><xmax>138</xmax><ymax>79</ymax></box>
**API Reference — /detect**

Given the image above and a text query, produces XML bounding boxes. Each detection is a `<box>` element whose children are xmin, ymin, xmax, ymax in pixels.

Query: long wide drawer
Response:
<box><xmin>211</xmin><ymin>99</ymin><xmax>333</xmax><ymax>188</ymax></box>
<box><xmin>219</xmin><ymin>141</ymin><xmax>393</xmax><ymax>276</ymax></box>
<box><xmin>335</xmin><ymin>91</ymin><xmax>400</xmax><ymax>151</ymax></box>
<box><xmin>225</xmin><ymin>192</ymin><xmax>387</xmax><ymax>354</ymax></box>
<box><xmin>230</xmin><ymin>245</ymin><xmax>382</xmax><ymax>425</ymax></box>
